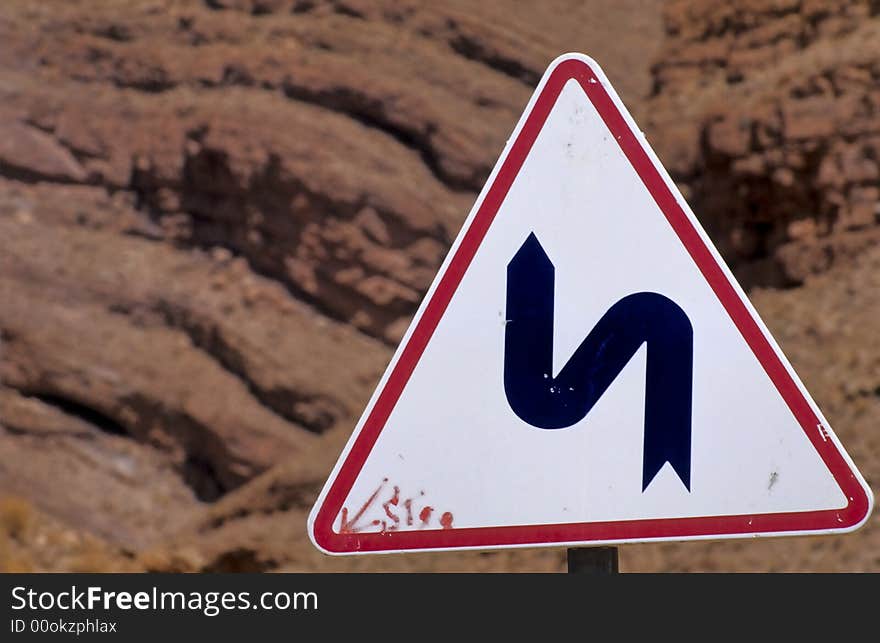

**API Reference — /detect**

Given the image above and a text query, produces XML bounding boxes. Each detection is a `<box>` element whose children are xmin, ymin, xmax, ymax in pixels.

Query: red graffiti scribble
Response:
<box><xmin>382</xmin><ymin>486</ymin><xmax>401</xmax><ymax>530</ymax></box>
<box><xmin>339</xmin><ymin>479</ymin><xmax>388</xmax><ymax>534</ymax></box>
<box><xmin>340</xmin><ymin>479</ymin><xmax>453</xmax><ymax>534</ymax></box>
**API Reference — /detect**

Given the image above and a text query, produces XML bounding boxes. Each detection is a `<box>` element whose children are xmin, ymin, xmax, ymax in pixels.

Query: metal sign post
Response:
<box><xmin>567</xmin><ymin>547</ymin><xmax>619</xmax><ymax>574</ymax></box>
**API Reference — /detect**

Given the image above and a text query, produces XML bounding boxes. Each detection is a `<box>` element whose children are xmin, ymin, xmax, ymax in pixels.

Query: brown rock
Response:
<box><xmin>646</xmin><ymin>2</ymin><xmax>880</xmax><ymax>287</ymax></box>
<box><xmin>0</xmin><ymin>118</ymin><xmax>87</xmax><ymax>183</ymax></box>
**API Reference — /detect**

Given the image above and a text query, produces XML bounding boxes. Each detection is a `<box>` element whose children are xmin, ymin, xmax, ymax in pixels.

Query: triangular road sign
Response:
<box><xmin>309</xmin><ymin>53</ymin><xmax>873</xmax><ymax>554</ymax></box>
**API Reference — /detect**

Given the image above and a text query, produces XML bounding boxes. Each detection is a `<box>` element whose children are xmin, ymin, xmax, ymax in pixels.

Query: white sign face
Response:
<box><xmin>308</xmin><ymin>53</ymin><xmax>873</xmax><ymax>555</ymax></box>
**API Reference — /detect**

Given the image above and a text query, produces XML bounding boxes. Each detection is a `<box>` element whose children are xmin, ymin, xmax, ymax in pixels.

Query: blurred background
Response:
<box><xmin>0</xmin><ymin>0</ymin><xmax>877</xmax><ymax>572</ymax></box>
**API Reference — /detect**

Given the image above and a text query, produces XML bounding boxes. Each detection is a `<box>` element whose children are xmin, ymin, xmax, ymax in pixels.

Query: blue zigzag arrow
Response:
<box><xmin>503</xmin><ymin>233</ymin><xmax>693</xmax><ymax>491</ymax></box>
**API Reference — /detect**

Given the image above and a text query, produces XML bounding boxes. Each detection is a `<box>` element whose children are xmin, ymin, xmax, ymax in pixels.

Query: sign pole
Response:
<box><xmin>567</xmin><ymin>547</ymin><xmax>619</xmax><ymax>574</ymax></box>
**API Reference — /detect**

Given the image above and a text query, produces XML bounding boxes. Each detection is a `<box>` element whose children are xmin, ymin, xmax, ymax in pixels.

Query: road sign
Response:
<box><xmin>308</xmin><ymin>53</ymin><xmax>873</xmax><ymax>555</ymax></box>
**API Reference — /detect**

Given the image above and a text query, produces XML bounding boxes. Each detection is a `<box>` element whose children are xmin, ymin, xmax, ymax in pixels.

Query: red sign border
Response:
<box><xmin>311</xmin><ymin>56</ymin><xmax>871</xmax><ymax>553</ymax></box>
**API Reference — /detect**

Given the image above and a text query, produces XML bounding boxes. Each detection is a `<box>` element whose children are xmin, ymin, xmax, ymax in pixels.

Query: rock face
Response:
<box><xmin>647</xmin><ymin>0</ymin><xmax>880</xmax><ymax>287</ymax></box>
<box><xmin>0</xmin><ymin>0</ymin><xmax>659</xmax><ymax>345</ymax></box>
<box><xmin>0</xmin><ymin>0</ymin><xmax>664</xmax><ymax>567</ymax></box>
<box><xmin>1</xmin><ymin>0</ymin><xmax>878</xmax><ymax>572</ymax></box>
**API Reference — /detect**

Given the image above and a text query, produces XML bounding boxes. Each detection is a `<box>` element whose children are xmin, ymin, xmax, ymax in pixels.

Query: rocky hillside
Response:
<box><xmin>0</xmin><ymin>0</ymin><xmax>877</xmax><ymax>572</ymax></box>
<box><xmin>647</xmin><ymin>0</ymin><xmax>880</xmax><ymax>287</ymax></box>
